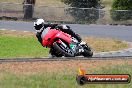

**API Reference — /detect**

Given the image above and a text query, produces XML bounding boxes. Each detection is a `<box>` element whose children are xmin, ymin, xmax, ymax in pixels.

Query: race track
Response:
<box><xmin>0</xmin><ymin>20</ymin><xmax>132</xmax><ymax>42</ymax></box>
<box><xmin>0</xmin><ymin>20</ymin><xmax>132</xmax><ymax>58</ymax></box>
<box><xmin>0</xmin><ymin>56</ymin><xmax>132</xmax><ymax>63</ymax></box>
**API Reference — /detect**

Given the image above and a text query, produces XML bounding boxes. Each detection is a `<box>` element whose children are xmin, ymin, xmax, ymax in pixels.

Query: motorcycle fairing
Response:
<box><xmin>42</xmin><ymin>29</ymin><xmax>72</xmax><ymax>48</ymax></box>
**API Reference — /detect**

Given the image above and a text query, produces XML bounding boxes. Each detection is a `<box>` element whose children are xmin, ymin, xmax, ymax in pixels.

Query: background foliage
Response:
<box><xmin>62</xmin><ymin>0</ymin><xmax>101</xmax><ymax>23</ymax></box>
<box><xmin>111</xmin><ymin>0</ymin><xmax>132</xmax><ymax>21</ymax></box>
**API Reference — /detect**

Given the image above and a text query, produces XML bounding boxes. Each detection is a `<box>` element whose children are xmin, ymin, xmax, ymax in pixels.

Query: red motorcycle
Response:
<box><xmin>42</xmin><ymin>27</ymin><xmax>93</xmax><ymax>57</ymax></box>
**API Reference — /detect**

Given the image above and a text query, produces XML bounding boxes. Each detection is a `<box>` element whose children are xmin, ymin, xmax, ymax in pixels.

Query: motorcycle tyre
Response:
<box><xmin>53</xmin><ymin>42</ymin><xmax>75</xmax><ymax>57</ymax></box>
<box><xmin>82</xmin><ymin>45</ymin><xmax>93</xmax><ymax>57</ymax></box>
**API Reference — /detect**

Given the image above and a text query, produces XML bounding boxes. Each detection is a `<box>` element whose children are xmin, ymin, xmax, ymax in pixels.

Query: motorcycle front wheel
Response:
<box><xmin>81</xmin><ymin>44</ymin><xmax>93</xmax><ymax>57</ymax></box>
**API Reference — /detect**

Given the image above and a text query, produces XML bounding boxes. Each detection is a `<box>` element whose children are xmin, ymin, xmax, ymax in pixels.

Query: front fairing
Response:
<box><xmin>42</xmin><ymin>28</ymin><xmax>59</xmax><ymax>47</ymax></box>
<box><xmin>42</xmin><ymin>28</ymin><xmax>72</xmax><ymax>48</ymax></box>
<box><xmin>54</xmin><ymin>31</ymin><xmax>72</xmax><ymax>44</ymax></box>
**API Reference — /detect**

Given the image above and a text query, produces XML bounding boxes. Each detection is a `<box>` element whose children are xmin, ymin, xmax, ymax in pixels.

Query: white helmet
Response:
<box><xmin>62</xmin><ymin>25</ymin><xmax>69</xmax><ymax>29</ymax></box>
<box><xmin>34</xmin><ymin>19</ymin><xmax>45</xmax><ymax>31</ymax></box>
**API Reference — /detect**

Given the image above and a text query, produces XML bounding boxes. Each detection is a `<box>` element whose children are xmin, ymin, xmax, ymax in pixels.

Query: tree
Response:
<box><xmin>23</xmin><ymin>0</ymin><xmax>36</xmax><ymax>19</ymax></box>
<box><xmin>62</xmin><ymin>0</ymin><xmax>99</xmax><ymax>8</ymax></box>
<box><xmin>62</xmin><ymin>0</ymin><xmax>101</xmax><ymax>23</ymax></box>
<box><xmin>112</xmin><ymin>0</ymin><xmax>132</xmax><ymax>10</ymax></box>
<box><xmin>111</xmin><ymin>0</ymin><xmax>132</xmax><ymax>21</ymax></box>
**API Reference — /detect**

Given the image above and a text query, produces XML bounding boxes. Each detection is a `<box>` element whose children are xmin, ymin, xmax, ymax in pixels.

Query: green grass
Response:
<box><xmin>0</xmin><ymin>30</ymin><xmax>129</xmax><ymax>58</ymax></box>
<box><xmin>0</xmin><ymin>64</ymin><xmax>131</xmax><ymax>88</ymax></box>
<box><xmin>0</xmin><ymin>35</ymin><xmax>49</xmax><ymax>58</ymax></box>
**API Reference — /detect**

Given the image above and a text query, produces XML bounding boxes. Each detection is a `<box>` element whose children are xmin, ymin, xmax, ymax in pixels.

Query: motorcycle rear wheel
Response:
<box><xmin>49</xmin><ymin>48</ymin><xmax>63</xmax><ymax>57</ymax></box>
<box><xmin>53</xmin><ymin>42</ymin><xmax>75</xmax><ymax>57</ymax></box>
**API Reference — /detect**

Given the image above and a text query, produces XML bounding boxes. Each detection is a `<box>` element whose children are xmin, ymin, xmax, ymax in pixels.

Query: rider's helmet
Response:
<box><xmin>62</xmin><ymin>25</ymin><xmax>70</xmax><ymax>30</ymax></box>
<box><xmin>34</xmin><ymin>19</ymin><xmax>45</xmax><ymax>32</ymax></box>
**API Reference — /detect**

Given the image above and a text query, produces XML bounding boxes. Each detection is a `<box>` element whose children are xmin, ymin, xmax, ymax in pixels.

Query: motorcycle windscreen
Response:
<box><xmin>42</xmin><ymin>29</ymin><xmax>60</xmax><ymax>47</ymax></box>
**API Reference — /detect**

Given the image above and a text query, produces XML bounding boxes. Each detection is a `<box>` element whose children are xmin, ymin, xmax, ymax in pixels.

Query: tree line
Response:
<box><xmin>23</xmin><ymin>0</ymin><xmax>132</xmax><ymax>21</ymax></box>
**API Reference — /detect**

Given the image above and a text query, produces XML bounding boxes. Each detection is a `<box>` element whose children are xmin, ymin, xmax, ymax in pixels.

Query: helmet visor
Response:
<box><xmin>34</xmin><ymin>24</ymin><xmax>43</xmax><ymax>30</ymax></box>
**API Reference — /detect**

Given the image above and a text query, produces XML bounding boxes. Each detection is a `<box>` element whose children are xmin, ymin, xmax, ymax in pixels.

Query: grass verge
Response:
<box><xmin>0</xmin><ymin>59</ymin><xmax>132</xmax><ymax>88</ymax></box>
<box><xmin>84</xmin><ymin>37</ymin><xmax>129</xmax><ymax>52</ymax></box>
<box><xmin>0</xmin><ymin>30</ymin><xmax>49</xmax><ymax>58</ymax></box>
<box><xmin>0</xmin><ymin>30</ymin><xmax>129</xmax><ymax>58</ymax></box>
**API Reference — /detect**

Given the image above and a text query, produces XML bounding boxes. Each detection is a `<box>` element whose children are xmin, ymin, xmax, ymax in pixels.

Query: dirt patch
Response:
<box><xmin>128</xmin><ymin>42</ymin><xmax>132</xmax><ymax>48</ymax></box>
<box><xmin>0</xmin><ymin>59</ymin><xmax>132</xmax><ymax>75</ymax></box>
<box><xmin>84</xmin><ymin>37</ymin><xmax>129</xmax><ymax>52</ymax></box>
<box><xmin>0</xmin><ymin>30</ymin><xmax>35</xmax><ymax>37</ymax></box>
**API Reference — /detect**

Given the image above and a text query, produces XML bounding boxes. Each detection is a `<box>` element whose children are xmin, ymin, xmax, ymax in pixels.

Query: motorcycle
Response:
<box><xmin>42</xmin><ymin>27</ymin><xmax>93</xmax><ymax>57</ymax></box>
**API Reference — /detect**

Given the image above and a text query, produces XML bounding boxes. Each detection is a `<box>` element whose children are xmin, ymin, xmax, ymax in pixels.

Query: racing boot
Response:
<box><xmin>79</xmin><ymin>41</ymin><xmax>87</xmax><ymax>46</ymax></box>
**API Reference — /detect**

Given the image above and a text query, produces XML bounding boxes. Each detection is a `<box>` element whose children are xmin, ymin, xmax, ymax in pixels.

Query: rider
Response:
<box><xmin>34</xmin><ymin>18</ymin><xmax>86</xmax><ymax>56</ymax></box>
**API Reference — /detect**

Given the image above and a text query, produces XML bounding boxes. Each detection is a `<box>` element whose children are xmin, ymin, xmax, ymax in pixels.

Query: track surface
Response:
<box><xmin>0</xmin><ymin>20</ymin><xmax>132</xmax><ymax>60</ymax></box>
<box><xmin>0</xmin><ymin>20</ymin><xmax>132</xmax><ymax>42</ymax></box>
<box><xmin>0</xmin><ymin>56</ymin><xmax>132</xmax><ymax>63</ymax></box>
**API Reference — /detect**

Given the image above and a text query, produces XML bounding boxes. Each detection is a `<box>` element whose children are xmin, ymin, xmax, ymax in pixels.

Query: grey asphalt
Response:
<box><xmin>0</xmin><ymin>20</ymin><xmax>132</xmax><ymax>42</ymax></box>
<box><xmin>0</xmin><ymin>57</ymin><xmax>132</xmax><ymax>62</ymax></box>
<box><xmin>94</xmin><ymin>47</ymin><xmax>132</xmax><ymax>57</ymax></box>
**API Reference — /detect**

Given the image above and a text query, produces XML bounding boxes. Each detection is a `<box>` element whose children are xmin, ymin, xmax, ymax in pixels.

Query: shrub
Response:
<box><xmin>62</xmin><ymin>0</ymin><xmax>101</xmax><ymax>23</ymax></box>
<box><xmin>62</xmin><ymin>0</ymin><xmax>99</xmax><ymax>8</ymax></box>
<box><xmin>111</xmin><ymin>0</ymin><xmax>132</xmax><ymax>21</ymax></box>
